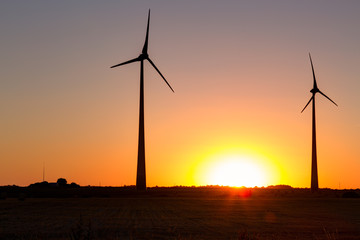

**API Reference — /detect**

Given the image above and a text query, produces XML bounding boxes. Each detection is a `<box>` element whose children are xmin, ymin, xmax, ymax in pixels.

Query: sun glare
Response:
<box><xmin>207</xmin><ymin>156</ymin><xmax>266</xmax><ymax>187</ymax></box>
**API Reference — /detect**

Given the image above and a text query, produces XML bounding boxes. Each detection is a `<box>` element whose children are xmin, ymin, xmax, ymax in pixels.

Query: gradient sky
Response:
<box><xmin>1</xmin><ymin>1</ymin><xmax>359</xmax><ymax>188</ymax></box>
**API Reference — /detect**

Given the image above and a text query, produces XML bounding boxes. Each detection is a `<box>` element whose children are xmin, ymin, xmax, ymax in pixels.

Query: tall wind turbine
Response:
<box><xmin>301</xmin><ymin>53</ymin><xmax>337</xmax><ymax>192</ymax></box>
<box><xmin>110</xmin><ymin>10</ymin><xmax>174</xmax><ymax>191</ymax></box>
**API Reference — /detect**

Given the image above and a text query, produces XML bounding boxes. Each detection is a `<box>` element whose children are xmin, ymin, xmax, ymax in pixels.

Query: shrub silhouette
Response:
<box><xmin>57</xmin><ymin>178</ymin><xmax>68</xmax><ymax>187</ymax></box>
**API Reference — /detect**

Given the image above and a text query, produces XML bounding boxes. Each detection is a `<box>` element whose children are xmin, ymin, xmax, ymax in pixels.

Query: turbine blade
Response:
<box><xmin>301</xmin><ymin>96</ymin><xmax>313</xmax><ymax>113</ymax></box>
<box><xmin>147</xmin><ymin>57</ymin><xmax>174</xmax><ymax>92</ymax></box>
<box><xmin>110</xmin><ymin>57</ymin><xmax>139</xmax><ymax>68</ymax></box>
<box><xmin>319</xmin><ymin>91</ymin><xmax>338</xmax><ymax>107</ymax></box>
<box><xmin>142</xmin><ymin>9</ymin><xmax>150</xmax><ymax>54</ymax></box>
<box><xmin>309</xmin><ymin>53</ymin><xmax>318</xmax><ymax>90</ymax></box>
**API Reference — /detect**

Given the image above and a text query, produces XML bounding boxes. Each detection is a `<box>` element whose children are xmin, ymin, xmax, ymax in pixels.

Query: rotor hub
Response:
<box><xmin>310</xmin><ymin>88</ymin><xmax>319</xmax><ymax>94</ymax></box>
<box><xmin>139</xmin><ymin>53</ymin><xmax>148</xmax><ymax>60</ymax></box>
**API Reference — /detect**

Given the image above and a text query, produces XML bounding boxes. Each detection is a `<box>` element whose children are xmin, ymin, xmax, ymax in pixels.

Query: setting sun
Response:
<box><xmin>206</xmin><ymin>156</ymin><xmax>266</xmax><ymax>187</ymax></box>
<box><xmin>190</xmin><ymin>148</ymin><xmax>282</xmax><ymax>188</ymax></box>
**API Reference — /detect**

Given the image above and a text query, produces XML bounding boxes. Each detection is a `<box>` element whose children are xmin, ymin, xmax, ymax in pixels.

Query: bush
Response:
<box><xmin>57</xmin><ymin>178</ymin><xmax>68</xmax><ymax>187</ymax></box>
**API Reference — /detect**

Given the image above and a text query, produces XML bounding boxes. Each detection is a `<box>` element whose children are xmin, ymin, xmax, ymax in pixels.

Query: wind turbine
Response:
<box><xmin>110</xmin><ymin>10</ymin><xmax>174</xmax><ymax>191</ymax></box>
<box><xmin>301</xmin><ymin>53</ymin><xmax>337</xmax><ymax>192</ymax></box>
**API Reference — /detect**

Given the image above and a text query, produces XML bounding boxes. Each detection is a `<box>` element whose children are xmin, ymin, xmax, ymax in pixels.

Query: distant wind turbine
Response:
<box><xmin>43</xmin><ymin>162</ymin><xmax>45</xmax><ymax>182</ymax></box>
<box><xmin>301</xmin><ymin>53</ymin><xmax>337</xmax><ymax>192</ymax></box>
<box><xmin>110</xmin><ymin>10</ymin><xmax>174</xmax><ymax>191</ymax></box>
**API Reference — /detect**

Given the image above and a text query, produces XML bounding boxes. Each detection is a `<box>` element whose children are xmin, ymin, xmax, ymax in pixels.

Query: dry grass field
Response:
<box><xmin>0</xmin><ymin>187</ymin><xmax>359</xmax><ymax>239</ymax></box>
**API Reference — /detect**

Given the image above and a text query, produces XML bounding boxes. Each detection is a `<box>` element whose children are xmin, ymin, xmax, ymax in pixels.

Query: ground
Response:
<box><xmin>0</xmin><ymin>187</ymin><xmax>359</xmax><ymax>239</ymax></box>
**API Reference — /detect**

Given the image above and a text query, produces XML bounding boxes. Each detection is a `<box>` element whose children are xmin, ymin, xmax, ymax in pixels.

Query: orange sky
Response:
<box><xmin>1</xmin><ymin>1</ymin><xmax>360</xmax><ymax>188</ymax></box>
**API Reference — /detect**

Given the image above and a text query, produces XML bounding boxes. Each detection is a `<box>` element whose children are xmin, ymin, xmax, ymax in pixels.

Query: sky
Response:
<box><xmin>1</xmin><ymin>1</ymin><xmax>359</xmax><ymax>188</ymax></box>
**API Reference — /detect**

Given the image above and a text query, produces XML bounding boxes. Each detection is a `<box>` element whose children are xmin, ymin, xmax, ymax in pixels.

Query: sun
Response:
<box><xmin>206</xmin><ymin>156</ymin><xmax>266</xmax><ymax>187</ymax></box>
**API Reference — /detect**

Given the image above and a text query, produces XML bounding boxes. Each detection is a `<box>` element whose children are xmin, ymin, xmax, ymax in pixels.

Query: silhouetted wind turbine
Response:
<box><xmin>301</xmin><ymin>53</ymin><xmax>337</xmax><ymax>192</ymax></box>
<box><xmin>110</xmin><ymin>10</ymin><xmax>174</xmax><ymax>191</ymax></box>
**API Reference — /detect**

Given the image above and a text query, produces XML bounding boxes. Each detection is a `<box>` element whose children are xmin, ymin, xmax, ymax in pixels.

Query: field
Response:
<box><xmin>0</xmin><ymin>187</ymin><xmax>359</xmax><ymax>239</ymax></box>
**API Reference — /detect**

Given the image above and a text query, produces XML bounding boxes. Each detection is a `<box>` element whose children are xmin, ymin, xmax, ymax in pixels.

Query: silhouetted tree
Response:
<box><xmin>70</xmin><ymin>182</ymin><xmax>80</xmax><ymax>188</ymax></box>
<box><xmin>29</xmin><ymin>181</ymin><xmax>49</xmax><ymax>188</ymax></box>
<box><xmin>57</xmin><ymin>178</ymin><xmax>67</xmax><ymax>187</ymax></box>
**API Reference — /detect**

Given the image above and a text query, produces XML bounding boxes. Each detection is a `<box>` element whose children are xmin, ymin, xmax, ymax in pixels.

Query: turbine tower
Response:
<box><xmin>301</xmin><ymin>53</ymin><xmax>337</xmax><ymax>192</ymax></box>
<box><xmin>110</xmin><ymin>10</ymin><xmax>174</xmax><ymax>191</ymax></box>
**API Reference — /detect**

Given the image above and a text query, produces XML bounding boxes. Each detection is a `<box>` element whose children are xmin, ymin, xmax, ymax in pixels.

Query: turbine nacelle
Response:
<box><xmin>138</xmin><ymin>53</ymin><xmax>149</xmax><ymax>60</ymax></box>
<box><xmin>310</xmin><ymin>87</ymin><xmax>319</xmax><ymax>94</ymax></box>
